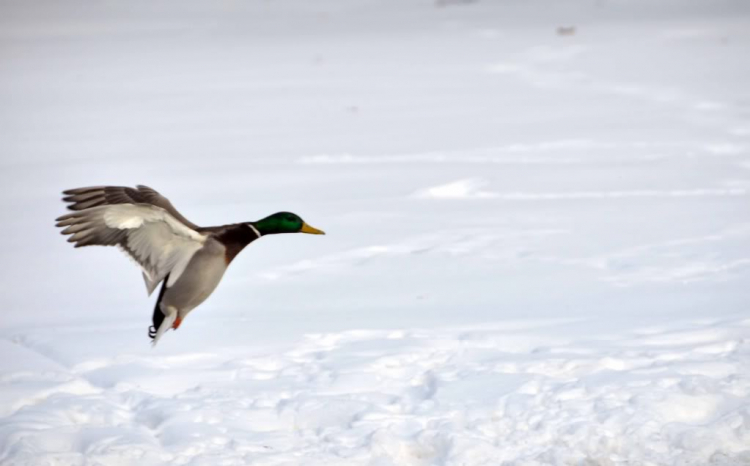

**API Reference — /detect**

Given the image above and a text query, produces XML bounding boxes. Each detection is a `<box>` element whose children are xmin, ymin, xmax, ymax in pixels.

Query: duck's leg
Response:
<box><xmin>151</xmin><ymin>305</ymin><xmax>177</xmax><ymax>347</ymax></box>
<box><xmin>148</xmin><ymin>278</ymin><xmax>169</xmax><ymax>340</ymax></box>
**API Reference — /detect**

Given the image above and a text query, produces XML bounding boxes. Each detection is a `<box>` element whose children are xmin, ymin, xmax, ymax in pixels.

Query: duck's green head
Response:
<box><xmin>250</xmin><ymin>212</ymin><xmax>325</xmax><ymax>236</ymax></box>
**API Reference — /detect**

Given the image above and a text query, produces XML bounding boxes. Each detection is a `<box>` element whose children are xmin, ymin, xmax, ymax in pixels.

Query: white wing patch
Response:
<box><xmin>142</xmin><ymin>271</ymin><xmax>160</xmax><ymax>296</ymax></box>
<box><xmin>102</xmin><ymin>204</ymin><xmax>207</xmax><ymax>294</ymax></box>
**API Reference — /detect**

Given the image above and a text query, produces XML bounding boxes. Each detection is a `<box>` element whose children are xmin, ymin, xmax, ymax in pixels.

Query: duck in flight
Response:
<box><xmin>55</xmin><ymin>185</ymin><xmax>325</xmax><ymax>345</ymax></box>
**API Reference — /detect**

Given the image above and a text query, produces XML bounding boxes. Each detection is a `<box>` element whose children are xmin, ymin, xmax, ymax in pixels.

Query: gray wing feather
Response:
<box><xmin>56</xmin><ymin>199</ymin><xmax>207</xmax><ymax>296</ymax></box>
<box><xmin>62</xmin><ymin>185</ymin><xmax>200</xmax><ymax>230</ymax></box>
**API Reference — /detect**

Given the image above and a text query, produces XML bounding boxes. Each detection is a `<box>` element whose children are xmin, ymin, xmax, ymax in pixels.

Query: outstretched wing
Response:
<box><xmin>56</xmin><ymin>187</ymin><xmax>206</xmax><ymax>295</ymax></box>
<box><xmin>61</xmin><ymin>185</ymin><xmax>200</xmax><ymax>230</ymax></box>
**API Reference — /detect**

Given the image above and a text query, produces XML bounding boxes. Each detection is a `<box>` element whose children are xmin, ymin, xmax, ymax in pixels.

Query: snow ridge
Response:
<box><xmin>1</xmin><ymin>318</ymin><xmax>748</xmax><ymax>465</ymax></box>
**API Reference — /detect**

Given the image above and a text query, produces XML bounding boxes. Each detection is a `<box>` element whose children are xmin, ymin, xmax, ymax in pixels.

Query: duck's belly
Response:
<box><xmin>161</xmin><ymin>239</ymin><xmax>228</xmax><ymax>317</ymax></box>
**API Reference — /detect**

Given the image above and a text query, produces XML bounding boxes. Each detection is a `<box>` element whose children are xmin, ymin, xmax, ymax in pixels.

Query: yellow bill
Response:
<box><xmin>300</xmin><ymin>222</ymin><xmax>325</xmax><ymax>235</ymax></box>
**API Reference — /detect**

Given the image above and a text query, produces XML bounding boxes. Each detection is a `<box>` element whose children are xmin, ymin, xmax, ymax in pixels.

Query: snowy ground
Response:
<box><xmin>1</xmin><ymin>0</ymin><xmax>750</xmax><ymax>464</ymax></box>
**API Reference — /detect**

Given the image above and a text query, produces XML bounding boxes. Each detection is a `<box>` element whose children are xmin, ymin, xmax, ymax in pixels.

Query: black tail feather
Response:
<box><xmin>149</xmin><ymin>276</ymin><xmax>169</xmax><ymax>341</ymax></box>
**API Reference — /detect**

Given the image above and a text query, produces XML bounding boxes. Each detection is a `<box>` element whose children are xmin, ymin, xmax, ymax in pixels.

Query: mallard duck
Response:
<box><xmin>55</xmin><ymin>185</ymin><xmax>324</xmax><ymax>345</ymax></box>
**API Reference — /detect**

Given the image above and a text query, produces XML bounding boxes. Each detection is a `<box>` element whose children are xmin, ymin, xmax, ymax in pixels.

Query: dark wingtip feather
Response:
<box><xmin>62</xmin><ymin>186</ymin><xmax>105</xmax><ymax>195</ymax></box>
<box><xmin>62</xmin><ymin>188</ymin><xmax>85</xmax><ymax>195</ymax></box>
<box><xmin>56</xmin><ymin>212</ymin><xmax>80</xmax><ymax>223</ymax></box>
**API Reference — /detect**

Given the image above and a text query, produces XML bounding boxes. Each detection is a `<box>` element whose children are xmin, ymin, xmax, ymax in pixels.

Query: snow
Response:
<box><xmin>2</xmin><ymin>319</ymin><xmax>749</xmax><ymax>465</ymax></box>
<box><xmin>1</xmin><ymin>0</ymin><xmax>749</xmax><ymax>464</ymax></box>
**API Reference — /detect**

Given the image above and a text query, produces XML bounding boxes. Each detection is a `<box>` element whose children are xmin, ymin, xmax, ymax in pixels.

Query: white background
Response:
<box><xmin>1</xmin><ymin>0</ymin><xmax>749</xmax><ymax>464</ymax></box>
